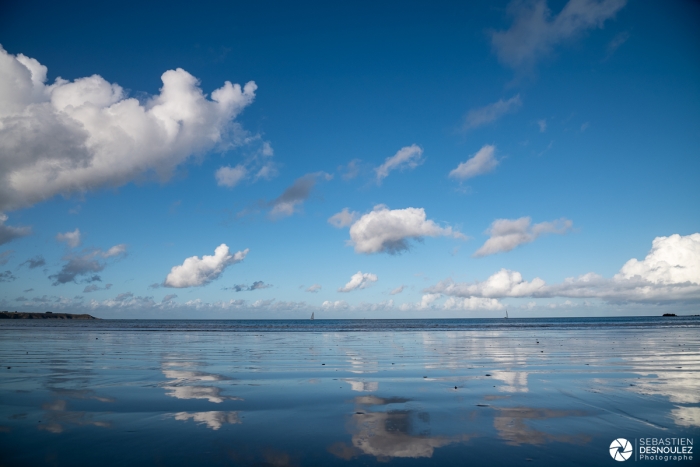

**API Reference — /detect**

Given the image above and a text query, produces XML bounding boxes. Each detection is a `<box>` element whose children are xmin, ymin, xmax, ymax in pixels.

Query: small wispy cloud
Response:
<box><xmin>338</xmin><ymin>271</ymin><xmax>378</xmax><ymax>292</ymax></box>
<box><xmin>56</xmin><ymin>229</ymin><xmax>81</xmax><ymax>248</ymax></box>
<box><xmin>491</xmin><ymin>0</ymin><xmax>627</xmax><ymax>73</ymax></box>
<box><xmin>268</xmin><ymin>172</ymin><xmax>332</xmax><ymax>218</ymax></box>
<box><xmin>21</xmin><ymin>255</ymin><xmax>46</xmax><ymax>269</ymax></box>
<box><xmin>374</xmin><ymin>145</ymin><xmax>424</xmax><ymax>184</ymax></box>
<box><xmin>224</xmin><ymin>281</ymin><xmax>272</xmax><ymax>292</ymax></box>
<box><xmin>463</xmin><ymin>95</ymin><xmax>521</xmax><ymax>130</ymax></box>
<box><xmin>474</xmin><ymin>217</ymin><xmax>573</xmax><ymax>257</ymax></box>
<box><xmin>0</xmin><ymin>214</ymin><xmax>31</xmax><ymax>246</ymax></box>
<box><xmin>449</xmin><ymin>145</ymin><xmax>500</xmax><ymax>180</ymax></box>
<box><xmin>50</xmin><ymin>244</ymin><xmax>127</xmax><ymax>285</ymax></box>
<box><xmin>605</xmin><ymin>31</ymin><xmax>630</xmax><ymax>59</ymax></box>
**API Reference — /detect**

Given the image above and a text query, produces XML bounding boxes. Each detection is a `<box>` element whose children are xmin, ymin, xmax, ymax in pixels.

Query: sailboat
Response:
<box><xmin>505</xmin><ymin>309</ymin><xmax>508</xmax><ymax>319</ymax></box>
<box><xmin>310</xmin><ymin>312</ymin><xmax>314</xmax><ymax>320</ymax></box>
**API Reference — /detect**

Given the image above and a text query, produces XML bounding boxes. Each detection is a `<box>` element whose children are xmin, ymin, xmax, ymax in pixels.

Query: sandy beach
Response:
<box><xmin>0</xmin><ymin>318</ymin><xmax>698</xmax><ymax>466</ymax></box>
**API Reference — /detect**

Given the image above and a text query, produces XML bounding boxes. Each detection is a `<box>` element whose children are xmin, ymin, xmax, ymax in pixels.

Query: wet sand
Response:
<box><xmin>0</xmin><ymin>320</ymin><xmax>698</xmax><ymax>466</ymax></box>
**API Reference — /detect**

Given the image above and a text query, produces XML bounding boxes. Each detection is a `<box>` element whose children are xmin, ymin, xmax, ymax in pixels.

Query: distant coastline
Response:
<box><xmin>0</xmin><ymin>311</ymin><xmax>98</xmax><ymax>320</ymax></box>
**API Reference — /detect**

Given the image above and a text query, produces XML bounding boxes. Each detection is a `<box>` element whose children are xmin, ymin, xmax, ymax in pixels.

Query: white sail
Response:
<box><xmin>310</xmin><ymin>312</ymin><xmax>314</xmax><ymax>320</ymax></box>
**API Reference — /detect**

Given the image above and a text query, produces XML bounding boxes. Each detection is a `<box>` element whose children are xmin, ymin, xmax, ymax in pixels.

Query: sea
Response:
<box><xmin>1</xmin><ymin>316</ymin><xmax>698</xmax><ymax>466</ymax></box>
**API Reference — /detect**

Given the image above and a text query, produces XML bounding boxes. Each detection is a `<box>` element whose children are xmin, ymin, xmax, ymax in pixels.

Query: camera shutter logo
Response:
<box><xmin>609</xmin><ymin>438</ymin><xmax>633</xmax><ymax>461</ymax></box>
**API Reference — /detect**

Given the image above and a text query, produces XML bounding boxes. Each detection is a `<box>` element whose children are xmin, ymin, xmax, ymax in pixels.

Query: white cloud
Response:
<box><xmin>390</xmin><ymin>285</ymin><xmax>404</xmax><ymax>295</ymax></box>
<box><xmin>0</xmin><ymin>46</ymin><xmax>258</xmax><ymax>211</ymax></box>
<box><xmin>348</xmin><ymin>205</ymin><xmax>464</xmax><ymax>254</ymax></box>
<box><xmin>449</xmin><ymin>145</ymin><xmax>499</xmax><ymax>180</ymax></box>
<box><xmin>374</xmin><ymin>145</ymin><xmax>423</xmax><ymax>183</ymax></box>
<box><xmin>491</xmin><ymin>0</ymin><xmax>627</xmax><ymax>72</ymax></box>
<box><xmin>164</xmin><ymin>244</ymin><xmax>248</xmax><ymax>288</ymax></box>
<box><xmin>255</xmin><ymin>161</ymin><xmax>278</xmax><ymax>181</ymax></box>
<box><xmin>322</xmin><ymin>300</ymin><xmax>349</xmax><ymax>310</ymax></box>
<box><xmin>474</xmin><ymin>217</ymin><xmax>573</xmax><ymax>257</ymax></box>
<box><xmin>420</xmin><ymin>293</ymin><xmax>441</xmax><ymax>309</ymax></box>
<box><xmin>56</xmin><ymin>228</ymin><xmax>81</xmax><ymax>248</ymax></box>
<box><xmin>306</xmin><ymin>284</ymin><xmax>322</xmax><ymax>293</ymax></box>
<box><xmin>0</xmin><ymin>213</ymin><xmax>31</xmax><ymax>245</ymax></box>
<box><xmin>328</xmin><ymin>208</ymin><xmax>359</xmax><ymax>228</ymax></box>
<box><xmin>463</xmin><ymin>95</ymin><xmax>521</xmax><ymax>129</ymax></box>
<box><xmin>427</xmin><ymin>269</ymin><xmax>547</xmax><ymax>298</ymax></box>
<box><xmin>338</xmin><ymin>271</ymin><xmax>378</xmax><ymax>292</ymax></box>
<box><xmin>615</xmin><ymin>233</ymin><xmax>700</xmax><ymax>285</ymax></box>
<box><xmin>537</xmin><ymin>119</ymin><xmax>547</xmax><ymax>132</ymax></box>
<box><xmin>103</xmin><ymin>244</ymin><xmax>127</xmax><ymax>258</ymax></box>
<box><xmin>443</xmin><ymin>297</ymin><xmax>505</xmax><ymax>311</ymax></box>
<box><xmin>215</xmin><ymin>165</ymin><xmax>247</xmax><ymax>187</ymax></box>
<box><xmin>428</xmin><ymin>233</ymin><xmax>700</xmax><ymax>304</ymax></box>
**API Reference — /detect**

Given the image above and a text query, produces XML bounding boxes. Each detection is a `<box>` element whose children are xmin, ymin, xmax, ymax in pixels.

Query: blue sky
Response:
<box><xmin>0</xmin><ymin>0</ymin><xmax>698</xmax><ymax>318</ymax></box>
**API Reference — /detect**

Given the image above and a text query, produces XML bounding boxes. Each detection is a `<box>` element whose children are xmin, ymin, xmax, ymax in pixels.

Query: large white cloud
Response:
<box><xmin>338</xmin><ymin>271</ymin><xmax>378</xmax><ymax>292</ymax></box>
<box><xmin>615</xmin><ymin>233</ymin><xmax>700</xmax><ymax>285</ymax></box>
<box><xmin>449</xmin><ymin>145</ymin><xmax>499</xmax><ymax>180</ymax></box>
<box><xmin>374</xmin><ymin>145</ymin><xmax>423</xmax><ymax>183</ymax></box>
<box><xmin>491</xmin><ymin>0</ymin><xmax>627</xmax><ymax>73</ymax></box>
<box><xmin>345</xmin><ymin>205</ymin><xmax>464</xmax><ymax>254</ymax></box>
<box><xmin>0</xmin><ymin>46</ymin><xmax>258</xmax><ymax>211</ymax></box>
<box><xmin>428</xmin><ymin>233</ymin><xmax>700</xmax><ymax>304</ymax></box>
<box><xmin>474</xmin><ymin>216</ymin><xmax>573</xmax><ymax>257</ymax></box>
<box><xmin>164</xmin><ymin>244</ymin><xmax>248</xmax><ymax>288</ymax></box>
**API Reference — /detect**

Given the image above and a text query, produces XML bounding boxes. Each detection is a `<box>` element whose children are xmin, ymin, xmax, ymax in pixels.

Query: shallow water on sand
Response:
<box><xmin>1</xmin><ymin>318</ymin><xmax>699</xmax><ymax>466</ymax></box>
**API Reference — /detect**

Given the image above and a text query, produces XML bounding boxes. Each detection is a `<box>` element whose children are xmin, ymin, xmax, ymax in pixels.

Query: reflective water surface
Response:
<box><xmin>1</xmin><ymin>318</ymin><xmax>698</xmax><ymax>466</ymax></box>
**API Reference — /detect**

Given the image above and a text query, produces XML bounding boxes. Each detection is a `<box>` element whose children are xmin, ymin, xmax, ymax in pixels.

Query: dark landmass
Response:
<box><xmin>662</xmin><ymin>313</ymin><xmax>677</xmax><ymax>317</ymax></box>
<box><xmin>0</xmin><ymin>311</ymin><xmax>98</xmax><ymax>320</ymax></box>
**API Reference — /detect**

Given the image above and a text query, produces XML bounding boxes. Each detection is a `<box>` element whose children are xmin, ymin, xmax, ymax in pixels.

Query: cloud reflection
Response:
<box><xmin>671</xmin><ymin>407</ymin><xmax>700</xmax><ymax>427</ymax></box>
<box><xmin>343</xmin><ymin>379</ymin><xmax>379</xmax><ymax>392</ymax></box>
<box><xmin>493</xmin><ymin>407</ymin><xmax>591</xmax><ymax>446</ymax></box>
<box><xmin>491</xmin><ymin>371</ymin><xmax>529</xmax><ymax>393</ymax></box>
<box><xmin>174</xmin><ymin>411</ymin><xmax>241</xmax><ymax>430</ymax></box>
<box><xmin>161</xmin><ymin>362</ymin><xmax>241</xmax><ymax>403</ymax></box>
<box><xmin>329</xmin><ymin>396</ymin><xmax>464</xmax><ymax>461</ymax></box>
<box><xmin>38</xmin><ymin>399</ymin><xmax>111</xmax><ymax>434</ymax></box>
